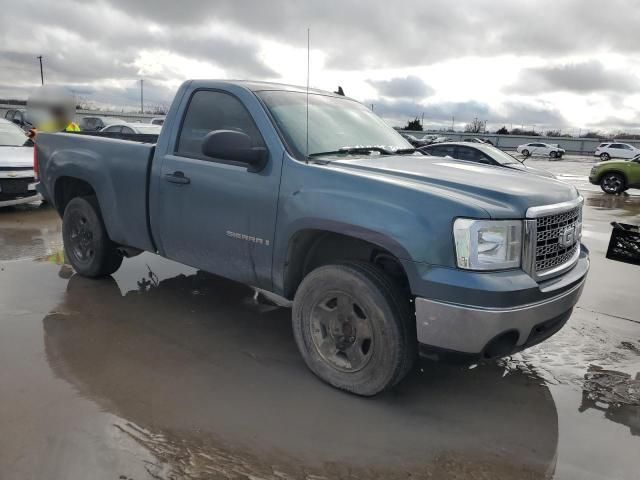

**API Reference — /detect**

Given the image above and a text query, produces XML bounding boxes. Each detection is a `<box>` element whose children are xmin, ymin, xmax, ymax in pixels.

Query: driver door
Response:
<box><xmin>154</xmin><ymin>89</ymin><xmax>282</xmax><ymax>289</ymax></box>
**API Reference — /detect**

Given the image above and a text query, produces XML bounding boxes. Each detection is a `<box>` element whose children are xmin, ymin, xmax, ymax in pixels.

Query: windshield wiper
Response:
<box><xmin>308</xmin><ymin>146</ymin><xmax>416</xmax><ymax>158</ymax></box>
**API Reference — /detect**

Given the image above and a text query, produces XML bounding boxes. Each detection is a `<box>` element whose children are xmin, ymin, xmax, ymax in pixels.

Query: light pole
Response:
<box><xmin>140</xmin><ymin>79</ymin><xmax>144</xmax><ymax>114</ymax></box>
<box><xmin>37</xmin><ymin>56</ymin><xmax>44</xmax><ymax>85</ymax></box>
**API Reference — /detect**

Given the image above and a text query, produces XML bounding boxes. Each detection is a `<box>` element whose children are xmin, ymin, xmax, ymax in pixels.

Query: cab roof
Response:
<box><xmin>188</xmin><ymin>79</ymin><xmax>349</xmax><ymax>99</ymax></box>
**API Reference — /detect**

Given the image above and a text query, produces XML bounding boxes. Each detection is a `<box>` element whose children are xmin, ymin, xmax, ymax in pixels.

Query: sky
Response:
<box><xmin>1</xmin><ymin>0</ymin><xmax>640</xmax><ymax>133</ymax></box>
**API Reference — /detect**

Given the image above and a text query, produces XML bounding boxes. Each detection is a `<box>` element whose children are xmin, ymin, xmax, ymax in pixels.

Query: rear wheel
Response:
<box><xmin>292</xmin><ymin>261</ymin><xmax>416</xmax><ymax>396</ymax></box>
<box><xmin>62</xmin><ymin>196</ymin><xmax>123</xmax><ymax>277</ymax></box>
<box><xmin>600</xmin><ymin>173</ymin><xmax>626</xmax><ymax>194</ymax></box>
<box><xmin>550</xmin><ymin>151</ymin><xmax>558</xmax><ymax>159</ymax></box>
<box><xmin>600</xmin><ymin>152</ymin><xmax>610</xmax><ymax>161</ymax></box>
<box><xmin>522</xmin><ymin>149</ymin><xmax>530</xmax><ymax>157</ymax></box>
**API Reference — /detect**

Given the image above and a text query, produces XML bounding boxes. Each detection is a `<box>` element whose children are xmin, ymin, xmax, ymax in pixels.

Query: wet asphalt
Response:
<box><xmin>0</xmin><ymin>157</ymin><xmax>638</xmax><ymax>480</ymax></box>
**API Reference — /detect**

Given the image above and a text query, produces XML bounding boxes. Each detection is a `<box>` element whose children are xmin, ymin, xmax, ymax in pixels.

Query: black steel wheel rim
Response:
<box><xmin>602</xmin><ymin>175</ymin><xmax>622</xmax><ymax>193</ymax></box>
<box><xmin>310</xmin><ymin>291</ymin><xmax>374</xmax><ymax>372</ymax></box>
<box><xmin>69</xmin><ymin>213</ymin><xmax>95</xmax><ymax>262</ymax></box>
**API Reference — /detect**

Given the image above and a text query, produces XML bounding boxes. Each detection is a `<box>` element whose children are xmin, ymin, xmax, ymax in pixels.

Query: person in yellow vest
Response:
<box><xmin>28</xmin><ymin>104</ymin><xmax>80</xmax><ymax>139</ymax></box>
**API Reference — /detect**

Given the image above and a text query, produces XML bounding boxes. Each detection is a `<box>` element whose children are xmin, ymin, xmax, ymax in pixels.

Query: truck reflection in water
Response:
<box><xmin>43</xmin><ymin>269</ymin><xmax>560</xmax><ymax>479</ymax></box>
<box><xmin>579</xmin><ymin>365</ymin><xmax>640</xmax><ymax>437</ymax></box>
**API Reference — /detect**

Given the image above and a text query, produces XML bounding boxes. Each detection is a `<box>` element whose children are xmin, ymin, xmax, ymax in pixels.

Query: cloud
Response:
<box><xmin>506</xmin><ymin>61</ymin><xmax>638</xmax><ymax>94</ymax></box>
<box><xmin>102</xmin><ymin>0</ymin><xmax>640</xmax><ymax>69</ymax></box>
<box><xmin>0</xmin><ymin>0</ymin><xmax>276</xmax><ymax>95</ymax></box>
<box><xmin>367</xmin><ymin>76</ymin><xmax>434</xmax><ymax>99</ymax></box>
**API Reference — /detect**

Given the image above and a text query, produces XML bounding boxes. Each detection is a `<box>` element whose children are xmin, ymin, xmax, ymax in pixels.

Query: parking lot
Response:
<box><xmin>0</xmin><ymin>157</ymin><xmax>638</xmax><ymax>479</ymax></box>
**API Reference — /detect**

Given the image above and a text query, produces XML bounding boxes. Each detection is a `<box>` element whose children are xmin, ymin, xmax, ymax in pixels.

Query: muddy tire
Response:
<box><xmin>600</xmin><ymin>173</ymin><xmax>626</xmax><ymax>194</ymax></box>
<box><xmin>292</xmin><ymin>261</ymin><xmax>416</xmax><ymax>396</ymax></box>
<box><xmin>62</xmin><ymin>196</ymin><xmax>122</xmax><ymax>277</ymax></box>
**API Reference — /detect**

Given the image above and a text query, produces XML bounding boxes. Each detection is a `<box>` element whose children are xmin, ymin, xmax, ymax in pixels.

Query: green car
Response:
<box><xmin>589</xmin><ymin>156</ymin><xmax>640</xmax><ymax>194</ymax></box>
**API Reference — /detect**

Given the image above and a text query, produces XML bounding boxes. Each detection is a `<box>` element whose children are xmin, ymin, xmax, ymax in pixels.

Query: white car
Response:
<box><xmin>516</xmin><ymin>142</ymin><xmax>565</xmax><ymax>159</ymax></box>
<box><xmin>594</xmin><ymin>142</ymin><xmax>640</xmax><ymax>161</ymax></box>
<box><xmin>100</xmin><ymin>123</ymin><xmax>162</xmax><ymax>135</ymax></box>
<box><xmin>0</xmin><ymin>119</ymin><xmax>41</xmax><ymax>208</ymax></box>
<box><xmin>150</xmin><ymin>117</ymin><xmax>165</xmax><ymax>126</ymax></box>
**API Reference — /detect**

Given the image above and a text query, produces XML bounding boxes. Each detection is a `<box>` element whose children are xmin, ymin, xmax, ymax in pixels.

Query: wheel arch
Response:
<box><xmin>598</xmin><ymin>169</ymin><xmax>628</xmax><ymax>184</ymax></box>
<box><xmin>279</xmin><ymin>225</ymin><xmax>414</xmax><ymax>300</ymax></box>
<box><xmin>54</xmin><ymin>176</ymin><xmax>98</xmax><ymax>216</ymax></box>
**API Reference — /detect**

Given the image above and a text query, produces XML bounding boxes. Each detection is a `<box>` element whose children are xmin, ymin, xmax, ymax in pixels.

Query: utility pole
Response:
<box><xmin>37</xmin><ymin>56</ymin><xmax>44</xmax><ymax>85</ymax></box>
<box><xmin>370</xmin><ymin>104</ymin><xmax>374</xmax><ymax>111</ymax></box>
<box><xmin>451</xmin><ymin>116</ymin><xmax>454</xmax><ymax>132</ymax></box>
<box><xmin>140</xmin><ymin>79</ymin><xmax>144</xmax><ymax>114</ymax></box>
<box><xmin>421</xmin><ymin>112</ymin><xmax>424</xmax><ymax>128</ymax></box>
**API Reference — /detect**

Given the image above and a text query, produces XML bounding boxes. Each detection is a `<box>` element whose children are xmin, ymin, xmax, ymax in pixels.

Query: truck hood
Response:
<box><xmin>328</xmin><ymin>155</ymin><xmax>578</xmax><ymax>218</ymax></box>
<box><xmin>0</xmin><ymin>146</ymin><xmax>33</xmax><ymax>168</ymax></box>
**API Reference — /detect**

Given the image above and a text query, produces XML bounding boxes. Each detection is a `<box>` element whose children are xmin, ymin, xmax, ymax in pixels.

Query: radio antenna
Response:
<box><xmin>305</xmin><ymin>27</ymin><xmax>310</xmax><ymax>163</ymax></box>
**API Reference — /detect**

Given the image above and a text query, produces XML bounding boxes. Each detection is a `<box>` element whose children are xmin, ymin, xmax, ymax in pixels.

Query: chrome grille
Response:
<box><xmin>534</xmin><ymin>205</ymin><xmax>581</xmax><ymax>274</ymax></box>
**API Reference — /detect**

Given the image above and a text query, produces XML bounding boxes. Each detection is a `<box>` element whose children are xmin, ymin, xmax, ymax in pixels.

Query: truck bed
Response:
<box><xmin>36</xmin><ymin>132</ymin><xmax>156</xmax><ymax>252</ymax></box>
<box><xmin>73</xmin><ymin>130</ymin><xmax>159</xmax><ymax>144</ymax></box>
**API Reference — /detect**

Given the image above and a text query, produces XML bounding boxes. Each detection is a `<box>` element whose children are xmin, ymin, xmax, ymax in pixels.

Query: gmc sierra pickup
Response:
<box><xmin>35</xmin><ymin>80</ymin><xmax>589</xmax><ymax>395</ymax></box>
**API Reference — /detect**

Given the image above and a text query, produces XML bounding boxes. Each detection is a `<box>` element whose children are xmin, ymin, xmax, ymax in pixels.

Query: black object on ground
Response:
<box><xmin>607</xmin><ymin>222</ymin><xmax>640</xmax><ymax>266</ymax></box>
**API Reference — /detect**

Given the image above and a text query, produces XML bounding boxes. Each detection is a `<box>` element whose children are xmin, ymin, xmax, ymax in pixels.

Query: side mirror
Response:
<box><xmin>201</xmin><ymin>130</ymin><xmax>267</xmax><ymax>172</ymax></box>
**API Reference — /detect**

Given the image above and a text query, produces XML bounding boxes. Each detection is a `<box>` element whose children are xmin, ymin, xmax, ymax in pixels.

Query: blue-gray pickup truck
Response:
<box><xmin>34</xmin><ymin>80</ymin><xmax>589</xmax><ymax>395</ymax></box>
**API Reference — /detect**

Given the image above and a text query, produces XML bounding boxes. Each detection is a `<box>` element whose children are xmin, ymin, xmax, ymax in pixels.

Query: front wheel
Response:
<box><xmin>600</xmin><ymin>173</ymin><xmax>626</xmax><ymax>194</ymax></box>
<box><xmin>550</xmin><ymin>151</ymin><xmax>558</xmax><ymax>159</ymax></box>
<box><xmin>521</xmin><ymin>149</ymin><xmax>530</xmax><ymax>157</ymax></box>
<box><xmin>292</xmin><ymin>261</ymin><xmax>416</xmax><ymax>396</ymax></box>
<box><xmin>62</xmin><ymin>196</ymin><xmax>123</xmax><ymax>277</ymax></box>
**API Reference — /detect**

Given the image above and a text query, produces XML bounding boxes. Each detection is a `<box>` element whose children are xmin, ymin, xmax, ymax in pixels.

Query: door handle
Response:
<box><xmin>164</xmin><ymin>171</ymin><xmax>190</xmax><ymax>184</ymax></box>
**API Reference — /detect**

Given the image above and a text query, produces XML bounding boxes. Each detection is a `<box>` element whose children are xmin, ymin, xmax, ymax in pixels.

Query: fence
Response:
<box><xmin>399</xmin><ymin>131</ymin><xmax>640</xmax><ymax>155</ymax></box>
<box><xmin>1</xmin><ymin>104</ymin><xmax>159</xmax><ymax>124</ymax></box>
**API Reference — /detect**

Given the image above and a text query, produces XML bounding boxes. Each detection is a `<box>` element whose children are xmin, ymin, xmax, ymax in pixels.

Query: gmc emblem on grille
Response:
<box><xmin>558</xmin><ymin>225</ymin><xmax>576</xmax><ymax>248</ymax></box>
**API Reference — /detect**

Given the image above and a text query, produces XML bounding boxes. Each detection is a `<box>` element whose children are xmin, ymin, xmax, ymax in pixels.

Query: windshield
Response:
<box><xmin>0</xmin><ymin>122</ymin><xmax>28</xmax><ymax>146</ymax></box>
<box><xmin>134</xmin><ymin>125</ymin><xmax>162</xmax><ymax>134</ymax></box>
<box><xmin>258</xmin><ymin>91</ymin><xmax>412</xmax><ymax>158</ymax></box>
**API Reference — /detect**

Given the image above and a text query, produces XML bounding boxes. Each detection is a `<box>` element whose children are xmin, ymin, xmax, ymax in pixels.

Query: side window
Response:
<box><xmin>610</xmin><ymin>144</ymin><xmax>622</xmax><ymax>149</ymax></box>
<box><xmin>121</xmin><ymin>126</ymin><xmax>134</xmax><ymax>134</ymax></box>
<box><xmin>176</xmin><ymin>90</ymin><xmax>264</xmax><ymax>160</ymax></box>
<box><xmin>104</xmin><ymin>126</ymin><xmax>122</xmax><ymax>133</ymax></box>
<box><xmin>622</xmin><ymin>144</ymin><xmax>633</xmax><ymax>150</ymax></box>
<box><xmin>457</xmin><ymin>147</ymin><xmax>491</xmax><ymax>164</ymax></box>
<box><xmin>439</xmin><ymin>145</ymin><xmax>456</xmax><ymax>157</ymax></box>
<box><xmin>426</xmin><ymin>146</ymin><xmax>445</xmax><ymax>157</ymax></box>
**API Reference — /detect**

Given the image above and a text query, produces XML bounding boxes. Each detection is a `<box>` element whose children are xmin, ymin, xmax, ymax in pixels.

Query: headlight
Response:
<box><xmin>453</xmin><ymin>219</ymin><xmax>522</xmax><ymax>270</ymax></box>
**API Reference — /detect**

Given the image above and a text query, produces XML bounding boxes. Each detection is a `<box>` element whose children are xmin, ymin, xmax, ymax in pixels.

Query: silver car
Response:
<box><xmin>100</xmin><ymin>123</ymin><xmax>162</xmax><ymax>135</ymax></box>
<box><xmin>0</xmin><ymin>119</ymin><xmax>41</xmax><ymax>207</ymax></box>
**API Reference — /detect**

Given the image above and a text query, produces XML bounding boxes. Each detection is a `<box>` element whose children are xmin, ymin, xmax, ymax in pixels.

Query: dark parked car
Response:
<box><xmin>4</xmin><ymin>109</ymin><xmax>32</xmax><ymax>131</ymax></box>
<box><xmin>78</xmin><ymin>116</ymin><xmax>125</xmax><ymax>132</ymax></box>
<box><xmin>420</xmin><ymin>142</ymin><xmax>556</xmax><ymax>178</ymax></box>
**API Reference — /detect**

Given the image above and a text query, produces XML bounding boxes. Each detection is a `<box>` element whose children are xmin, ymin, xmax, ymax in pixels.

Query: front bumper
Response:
<box><xmin>414</xmin><ymin>248</ymin><xmax>589</xmax><ymax>357</ymax></box>
<box><xmin>0</xmin><ymin>175</ymin><xmax>41</xmax><ymax>207</ymax></box>
<box><xmin>0</xmin><ymin>192</ymin><xmax>42</xmax><ymax>207</ymax></box>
